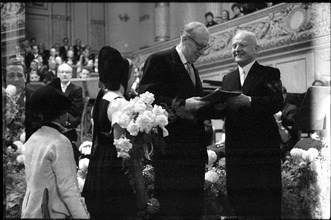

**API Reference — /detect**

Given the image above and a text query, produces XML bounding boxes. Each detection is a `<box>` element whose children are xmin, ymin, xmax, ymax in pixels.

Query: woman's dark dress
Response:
<box><xmin>82</xmin><ymin>89</ymin><xmax>136</xmax><ymax>219</ymax></box>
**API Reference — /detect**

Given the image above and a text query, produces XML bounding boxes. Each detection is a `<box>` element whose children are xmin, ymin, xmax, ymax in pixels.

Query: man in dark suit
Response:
<box><xmin>56</xmin><ymin>63</ymin><xmax>83</xmax><ymax>131</ymax></box>
<box><xmin>138</xmin><ymin>21</ymin><xmax>210</xmax><ymax>219</ymax></box>
<box><xmin>59</xmin><ymin>37</ymin><xmax>70</xmax><ymax>62</ymax></box>
<box><xmin>43</xmin><ymin>58</ymin><xmax>58</xmax><ymax>84</ymax></box>
<box><xmin>25</xmin><ymin>45</ymin><xmax>39</xmax><ymax>69</ymax></box>
<box><xmin>55</xmin><ymin>63</ymin><xmax>84</xmax><ymax>165</ymax></box>
<box><xmin>220</xmin><ymin>30</ymin><xmax>283</xmax><ymax>218</ymax></box>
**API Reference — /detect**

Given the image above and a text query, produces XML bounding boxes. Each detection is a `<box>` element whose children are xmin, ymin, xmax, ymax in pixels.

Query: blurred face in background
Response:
<box><xmin>30</xmin><ymin>61</ymin><xmax>38</xmax><ymax>71</ymax></box>
<box><xmin>30</xmin><ymin>72</ymin><xmax>40</xmax><ymax>82</ymax></box>
<box><xmin>32</xmin><ymin>45</ymin><xmax>39</xmax><ymax>55</ymax></box>
<box><xmin>80</xmin><ymin>68</ymin><xmax>91</xmax><ymax>78</ymax></box>
<box><xmin>67</xmin><ymin>50</ymin><xmax>74</xmax><ymax>59</ymax></box>
<box><xmin>221</xmin><ymin>10</ymin><xmax>229</xmax><ymax>21</ymax></box>
<box><xmin>49</xmin><ymin>58</ymin><xmax>57</xmax><ymax>70</ymax></box>
<box><xmin>55</xmin><ymin>56</ymin><xmax>63</xmax><ymax>65</ymax></box>
<box><xmin>6</xmin><ymin>64</ymin><xmax>26</xmax><ymax>94</ymax></box>
<box><xmin>50</xmin><ymin>48</ymin><xmax>57</xmax><ymax>57</ymax></box>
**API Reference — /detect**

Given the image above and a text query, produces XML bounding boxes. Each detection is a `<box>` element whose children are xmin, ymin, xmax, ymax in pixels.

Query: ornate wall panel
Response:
<box><xmin>1</xmin><ymin>2</ymin><xmax>25</xmax><ymax>60</ymax></box>
<box><xmin>26</xmin><ymin>14</ymin><xmax>49</xmax><ymax>45</ymax></box>
<box><xmin>131</xmin><ymin>3</ymin><xmax>331</xmax><ymax>92</ymax></box>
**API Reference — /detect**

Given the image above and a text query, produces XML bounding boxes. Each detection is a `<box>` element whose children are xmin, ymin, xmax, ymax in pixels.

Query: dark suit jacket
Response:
<box><xmin>221</xmin><ymin>61</ymin><xmax>283</xmax><ymax>217</ymax></box>
<box><xmin>59</xmin><ymin>46</ymin><xmax>69</xmax><ymax>61</ymax></box>
<box><xmin>62</xmin><ymin>83</ymin><xmax>84</xmax><ymax>129</ymax></box>
<box><xmin>137</xmin><ymin>46</ymin><xmax>207</xmax><ymax>217</ymax></box>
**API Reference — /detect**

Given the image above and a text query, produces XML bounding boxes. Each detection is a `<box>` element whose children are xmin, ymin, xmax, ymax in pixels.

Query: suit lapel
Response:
<box><xmin>242</xmin><ymin>61</ymin><xmax>261</xmax><ymax>94</ymax></box>
<box><xmin>64</xmin><ymin>83</ymin><xmax>73</xmax><ymax>96</ymax></box>
<box><xmin>170</xmin><ymin>48</ymin><xmax>197</xmax><ymax>92</ymax></box>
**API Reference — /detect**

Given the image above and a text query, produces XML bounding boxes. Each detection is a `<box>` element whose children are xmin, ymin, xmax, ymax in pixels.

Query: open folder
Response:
<box><xmin>200</xmin><ymin>88</ymin><xmax>242</xmax><ymax>104</ymax></box>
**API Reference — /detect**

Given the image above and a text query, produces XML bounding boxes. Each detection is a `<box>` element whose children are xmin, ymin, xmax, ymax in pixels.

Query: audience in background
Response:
<box><xmin>73</xmin><ymin>38</ymin><xmax>83</xmax><ymax>61</ymax></box>
<box><xmin>53</xmin><ymin>43</ymin><xmax>61</xmax><ymax>56</ymax></box>
<box><xmin>49</xmin><ymin>47</ymin><xmax>58</xmax><ymax>60</ymax></box>
<box><xmin>60</xmin><ymin>37</ymin><xmax>70</xmax><ymax>62</ymax></box>
<box><xmin>25</xmin><ymin>45</ymin><xmax>39</xmax><ymax>69</ymax></box>
<box><xmin>240</xmin><ymin>3</ymin><xmax>268</xmax><ymax>15</ymax></box>
<box><xmin>43</xmin><ymin>58</ymin><xmax>58</xmax><ymax>84</ymax></box>
<box><xmin>220</xmin><ymin>10</ymin><xmax>230</xmax><ymax>23</ymax></box>
<box><xmin>38</xmin><ymin>42</ymin><xmax>50</xmax><ymax>65</ymax></box>
<box><xmin>204</xmin><ymin>11</ymin><xmax>218</xmax><ymax>28</ymax></box>
<box><xmin>80</xmin><ymin>66</ymin><xmax>92</xmax><ymax>79</ymax></box>
<box><xmin>26</xmin><ymin>59</ymin><xmax>40</xmax><ymax>83</ymax></box>
<box><xmin>231</xmin><ymin>3</ymin><xmax>244</xmax><ymax>19</ymax></box>
<box><xmin>9</xmin><ymin>45</ymin><xmax>25</xmax><ymax>66</ymax></box>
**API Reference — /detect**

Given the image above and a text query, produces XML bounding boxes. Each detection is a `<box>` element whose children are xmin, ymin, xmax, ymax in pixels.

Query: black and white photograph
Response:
<box><xmin>2</xmin><ymin>2</ymin><xmax>330</xmax><ymax>220</ymax></box>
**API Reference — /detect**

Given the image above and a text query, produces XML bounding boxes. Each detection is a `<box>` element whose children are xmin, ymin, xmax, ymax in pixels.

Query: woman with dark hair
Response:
<box><xmin>82</xmin><ymin>46</ymin><xmax>136</xmax><ymax>219</ymax></box>
<box><xmin>22</xmin><ymin>81</ymin><xmax>90</xmax><ymax>218</ymax></box>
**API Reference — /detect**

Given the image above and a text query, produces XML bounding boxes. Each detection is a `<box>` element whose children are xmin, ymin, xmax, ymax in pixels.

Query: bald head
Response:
<box><xmin>179</xmin><ymin>22</ymin><xmax>210</xmax><ymax>64</ymax></box>
<box><xmin>231</xmin><ymin>30</ymin><xmax>259</xmax><ymax>67</ymax></box>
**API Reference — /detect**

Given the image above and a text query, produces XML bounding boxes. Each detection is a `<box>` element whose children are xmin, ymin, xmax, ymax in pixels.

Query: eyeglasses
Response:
<box><xmin>58</xmin><ymin>70</ymin><xmax>72</xmax><ymax>75</ymax></box>
<box><xmin>184</xmin><ymin>35</ymin><xmax>210</xmax><ymax>51</ymax></box>
<box><xmin>231</xmin><ymin>43</ymin><xmax>249</xmax><ymax>49</ymax></box>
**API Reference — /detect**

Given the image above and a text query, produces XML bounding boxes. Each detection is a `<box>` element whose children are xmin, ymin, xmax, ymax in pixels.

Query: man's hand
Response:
<box><xmin>226</xmin><ymin>94</ymin><xmax>251</xmax><ymax>111</ymax></box>
<box><xmin>184</xmin><ymin>97</ymin><xmax>209</xmax><ymax>112</ymax></box>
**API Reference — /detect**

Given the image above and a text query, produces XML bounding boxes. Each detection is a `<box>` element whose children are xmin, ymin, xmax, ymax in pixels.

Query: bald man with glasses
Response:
<box><xmin>138</xmin><ymin>21</ymin><xmax>211</xmax><ymax>219</ymax></box>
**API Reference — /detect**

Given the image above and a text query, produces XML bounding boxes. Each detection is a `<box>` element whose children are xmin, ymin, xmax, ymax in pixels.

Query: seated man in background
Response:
<box><xmin>43</xmin><ymin>58</ymin><xmax>58</xmax><ymax>84</ymax></box>
<box><xmin>55</xmin><ymin>63</ymin><xmax>84</xmax><ymax>165</ymax></box>
<box><xmin>79</xmin><ymin>66</ymin><xmax>92</xmax><ymax>78</ymax></box>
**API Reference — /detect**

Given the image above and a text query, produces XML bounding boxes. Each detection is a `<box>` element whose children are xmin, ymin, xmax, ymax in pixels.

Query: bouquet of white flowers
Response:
<box><xmin>113</xmin><ymin>91</ymin><xmax>168</xmax><ymax>217</ymax></box>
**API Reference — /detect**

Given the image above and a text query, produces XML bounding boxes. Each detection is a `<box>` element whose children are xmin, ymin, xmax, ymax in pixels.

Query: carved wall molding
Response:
<box><xmin>131</xmin><ymin>3</ymin><xmax>330</xmax><ymax>72</ymax></box>
<box><xmin>90</xmin><ymin>19</ymin><xmax>105</xmax><ymax>25</ymax></box>
<box><xmin>51</xmin><ymin>14</ymin><xmax>69</xmax><ymax>20</ymax></box>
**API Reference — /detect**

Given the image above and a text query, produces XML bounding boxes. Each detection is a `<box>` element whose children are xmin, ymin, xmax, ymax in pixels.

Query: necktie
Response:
<box><xmin>240</xmin><ymin>69</ymin><xmax>246</xmax><ymax>86</ymax></box>
<box><xmin>186</xmin><ymin>63</ymin><xmax>196</xmax><ymax>85</ymax></box>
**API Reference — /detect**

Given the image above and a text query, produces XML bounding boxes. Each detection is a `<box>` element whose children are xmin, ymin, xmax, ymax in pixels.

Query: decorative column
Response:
<box><xmin>154</xmin><ymin>3</ymin><xmax>170</xmax><ymax>42</ymax></box>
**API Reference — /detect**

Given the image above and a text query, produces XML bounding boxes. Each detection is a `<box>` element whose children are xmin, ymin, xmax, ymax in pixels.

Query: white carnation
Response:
<box><xmin>117</xmin><ymin>113</ymin><xmax>131</xmax><ymax>128</ymax></box>
<box><xmin>205</xmin><ymin>170</ymin><xmax>219</xmax><ymax>183</ymax></box>
<box><xmin>136</xmin><ymin>111</ymin><xmax>154</xmax><ymax>133</ymax></box>
<box><xmin>155</xmin><ymin>115</ymin><xmax>168</xmax><ymax>127</ymax></box>
<box><xmin>114</xmin><ymin>137</ymin><xmax>133</xmax><ymax>153</ymax></box>
<box><xmin>16</xmin><ymin>154</ymin><xmax>25</xmax><ymax>164</ymax></box>
<box><xmin>79</xmin><ymin>158</ymin><xmax>90</xmax><ymax>171</ymax></box>
<box><xmin>13</xmin><ymin>141</ymin><xmax>24</xmax><ymax>153</ymax></box>
<box><xmin>134</xmin><ymin>100</ymin><xmax>147</xmax><ymax>113</ymax></box>
<box><xmin>307</xmin><ymin>148</ymin><xmax>319</xmax><ymax>161</ymax></box>
<box><xmin>139</xmin><ymin>91</ymin><xmax>155</xmax><ymax>105</ymax></box>
<box><xmin>290</xmin><ymin>148</ymin><xmax>305</xmax><ymax>160</ymax></box>
<box><xmin>207</xmin><ymin>150</ymin><xmax>217</xmax><ymax>166</ymax></box>
<box><xmin>127</xmin><ymin>121</ymin><xmax>140</xmax><ymax>136</ymax></box>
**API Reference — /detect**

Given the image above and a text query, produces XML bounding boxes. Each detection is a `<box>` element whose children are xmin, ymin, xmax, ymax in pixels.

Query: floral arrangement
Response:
<box><xmin>281</xmin><ymin>135</ymin><xmax>330</xmax><ymax>219</ymax></box>
<box><xmin>77</xmin><ymin>141</ymin><xmax>92</xmax><ymax>192</ymax></box>
<box><xmin>113</xmin><ymin>91</ymin><xmax>168</xmax><ymax>217</ymax></box>
<box><xmin>204</xmin><ymin>147</ymin><xmax>233</xmax><ymax>216</ymax></box>
<box><xmin>3</xmin><ymin>86</ymin><xmax>27</xmax><ymax>219</ymax></box>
